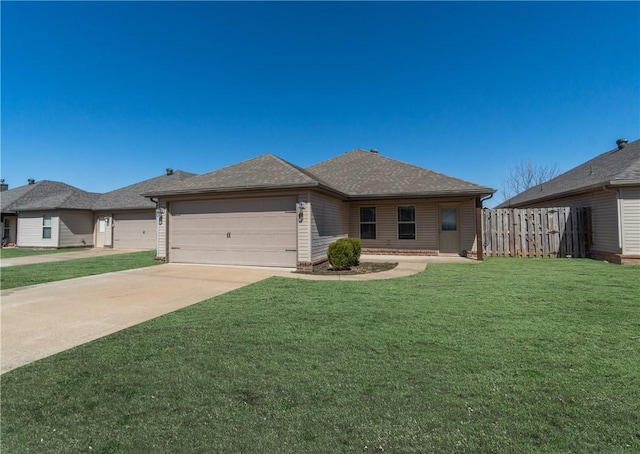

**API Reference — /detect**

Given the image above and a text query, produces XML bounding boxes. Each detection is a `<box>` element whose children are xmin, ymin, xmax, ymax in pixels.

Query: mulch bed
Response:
<box><xmin>296</xmin><ymin>261</ymin><xmax>398</xmax><ymax>275</ymax></box>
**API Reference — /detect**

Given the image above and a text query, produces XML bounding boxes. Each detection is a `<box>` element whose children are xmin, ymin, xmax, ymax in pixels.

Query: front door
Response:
<box><xmin>439</xmin><ymin>206</ymin><xmax>460</xmax><ymax>254</ymax></box>
<box><xmin>96</xmin><ymin>217</ymin><xmax>107</xmax><ymax>247</ymax></box>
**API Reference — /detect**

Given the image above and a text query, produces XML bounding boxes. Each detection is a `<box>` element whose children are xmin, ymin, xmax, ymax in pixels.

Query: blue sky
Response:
<box><xmin>2</xmin><ymin>1</ymin><xmax>639</xmax><ymax>202</ymax></box>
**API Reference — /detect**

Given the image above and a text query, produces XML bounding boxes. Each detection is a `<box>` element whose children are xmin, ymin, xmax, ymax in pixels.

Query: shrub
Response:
<box><xmin>347</xmin><ymin>238</ymin><xmax>362</xmax><ymax>265</ymax></box>
<box><xmin>327</xmin><ymin>238</ymin><xmax>362</xmax><ymax>270</ymax></box>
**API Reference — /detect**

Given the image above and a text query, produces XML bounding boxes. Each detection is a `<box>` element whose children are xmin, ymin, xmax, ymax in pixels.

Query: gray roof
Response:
<box><xmin>94</xmin><ymin>170</ymin><xmax>196</xmax><ymax>210</ymax></box>
<box><xmin>307</xmin><ymin>149</ymin><xmax>495</xmax><ymax>198</ymax></box>
<box><xmin>1</xmin><ymin>180</ymin><xmax>100</xmax><ymax>212</ymax></box>
<box><xmin>147</xmin><ymin>149</ymin><xmax>495</xmax><ymax>199</ymax></box>
<box><xmin>500</xmin><ymin>138</ymin><xmax>640</xmax><ymax>207</ymax></box>
<box><xmin>146</xmin><ymin>154</ymin><xmax>341</xmax><ymax>196</ymax></box>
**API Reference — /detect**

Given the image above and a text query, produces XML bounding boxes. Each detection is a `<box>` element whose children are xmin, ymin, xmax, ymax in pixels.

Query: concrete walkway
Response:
<box><xmin>281</xmin><ymin>254</ymin><xmax>474</xmax><ymax>281</ymax></box>
<box><xmin>0</xmin><ymin>248</ymin><xmax>150</xmax><ymax>267</ymax></box>
<box><xmin>0</xmin><ymin>255</ymin><xmax>475</xmax><ymax>374</ymax></box>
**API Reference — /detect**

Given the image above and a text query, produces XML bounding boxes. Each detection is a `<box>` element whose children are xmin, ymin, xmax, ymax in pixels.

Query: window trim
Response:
<box><xmin>42</xmin><ymin>214</ymin><xmax>52</xmax><ymax>239</ymax></box>
<box><xmin>398</xmin><ymin>205</ymin><xmax>416</xmax><ymax>240</ymax></box>
<box><xmin>359</xmin><ymin>206</ymin><xmax>377</xmax><ymax>240</ymax></box>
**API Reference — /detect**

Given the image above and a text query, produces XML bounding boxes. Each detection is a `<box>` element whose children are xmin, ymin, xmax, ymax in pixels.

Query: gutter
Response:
<box><xmin>346</xmin><ymin>190</ymin><xmax>495</xmax><ymax>201</ymax></box>
<box><xmin>480</xmin><ymin>193</ymin><xmax>493</xmax><ymax>205</ymax></box>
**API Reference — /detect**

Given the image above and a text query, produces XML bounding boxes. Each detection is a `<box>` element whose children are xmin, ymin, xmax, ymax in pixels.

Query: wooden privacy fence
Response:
<box><xmin>482</xmin><ymin>207</ymin><xmax>591</xmax><ymax>258</ymax></box>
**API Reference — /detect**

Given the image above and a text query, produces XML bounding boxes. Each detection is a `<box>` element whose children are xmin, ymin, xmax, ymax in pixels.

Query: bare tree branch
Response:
<box><xmin>501</xmin><ymin>161</ymin><xmax>561</xmax><ymax>202</ymax></box>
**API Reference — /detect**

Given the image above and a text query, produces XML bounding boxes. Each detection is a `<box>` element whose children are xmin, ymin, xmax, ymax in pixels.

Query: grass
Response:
<box><xmin>0</xmin><ymin>251</ymin><xmax>160</xmax><ymax>290</ymax></box>
<box><xmin>1</xmin><ymin>258</ymin><xmax>639</xmax><ymax>453</ymax></box>
<box><xmin>0</xmin><ymin>247</ymin><xmax>91</xmax><ymax>259</ymax></box>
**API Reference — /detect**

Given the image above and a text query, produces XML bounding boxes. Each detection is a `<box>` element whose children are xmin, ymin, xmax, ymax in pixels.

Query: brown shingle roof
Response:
<box><xmin>306</xmin><ymin>149</ymin><xmax>495</xmax><ymax>198</ymax></box>
<box><xmin>93</xmin><ymin>170</ymin><xmax>196</xmax><ymax>210</ymax></box>
<box><xmin>0</xmin><ymin>180</ymin><xmax>100</xmax><ymax>212</ymax></box>
<box><xmin>499</xmin><ymin>138</ymin><xmax>640</xmax><ymax>207</ymax></box>
<box><xmin>146</xmin><ymin>154</ymin><xmax>342</xmax><ymax>196</ymax></box>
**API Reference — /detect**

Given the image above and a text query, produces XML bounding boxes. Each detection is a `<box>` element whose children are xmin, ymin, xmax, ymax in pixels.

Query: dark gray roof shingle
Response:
<box><xmin>146</xmin><ymin>154</ymin><xmax>334</xmax><ymax>196</ymax></box>
<box><xmin>93</xmin><ymin>170</ymin><xmax>196</xmax><ymax>210</ymax></box>
<box><xmin>306</xmin><ymin>149</ymin><xmax>495</xmax><ymax>198</ymax></box>
<box><xmin>500</xmin><ymin>138</ymin><xmax>640</xmax><ymax>207</ymax></box>
<box><xmin>0</xmin><ymin>181</ymin><xmax>100</xmax><ymax>212</ymax></box>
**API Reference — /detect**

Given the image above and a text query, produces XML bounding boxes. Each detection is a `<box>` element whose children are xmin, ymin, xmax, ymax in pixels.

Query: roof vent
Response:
<box><xmin>616</xmin><ymin>138</ymin><xmax>628</xmax><ymax>149</ymax></box>
<box><xmin>166</xmin><ymin>168</ymin><xmax>174</xmax><ymax>175</ymax></box>
<box><xmin>370</xmin><ymin>148</ymin><xmax>379</xmax><ymax>154</ymax></box>
<box><xmin>28</xmin><ymin>178</ymin><xmax>36</xmax><ymax>185</ymax></box>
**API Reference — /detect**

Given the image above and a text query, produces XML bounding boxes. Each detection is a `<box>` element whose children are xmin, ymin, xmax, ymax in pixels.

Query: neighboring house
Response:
<box><xmin>0</xmin><ymin>180</ymin><xmax>99</xmax><ymax>248</ymax></box>
<box><xmin>146</xmin><ymin>149</ymin><xmax>495</xmax><ymax>269</ymax></box>
<box><xmin>92</xmin><ymin>169</ymin><xmax>195</xmax><ymax>250</ymax></box>
<box><xmin>499</xmin><ymin>138</ymin><xmax>640</xmax><ymax>264</ymax></box>
<box><xmin>0</xmin><ymin>170</ymin><xmax>195</xmax><ymax>250</ymax></box>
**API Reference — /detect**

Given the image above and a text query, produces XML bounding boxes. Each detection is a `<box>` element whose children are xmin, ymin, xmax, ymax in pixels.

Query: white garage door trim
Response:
<box><xmin>113</xmin><ymin>211</ymin><xmax>156</xmax><ymax>249</ymax></box>
<box><xmin>169</xmin><ymin>197</ymin><xmax>297</xmax><ymax>267</ymax></box>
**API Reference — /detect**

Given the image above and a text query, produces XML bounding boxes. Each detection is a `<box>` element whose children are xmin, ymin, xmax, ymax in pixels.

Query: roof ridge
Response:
<box><xmin>267</xmin><ymin>154</ymin><xmax>329</xmax><ymax>185</ymax></box>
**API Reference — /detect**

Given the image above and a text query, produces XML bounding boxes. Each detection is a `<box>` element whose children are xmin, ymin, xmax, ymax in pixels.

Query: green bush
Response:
<box><xmin>347</xmin><ymin>238</ymin><xmax>362</xmax><ymax>265</ymax></box>
<box><xmin>327</xmin><ymin>238</ymin><xmax>362</xmax><ymax>270</ymax></box>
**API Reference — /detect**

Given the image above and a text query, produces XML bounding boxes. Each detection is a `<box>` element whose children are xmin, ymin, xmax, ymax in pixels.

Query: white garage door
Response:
<box><xmin>170</xmin><ymin>197</ymin><xmax>297</xmax><ymax>267</ymax></box>
<box><xmin>113</xmin><ymin>211</ymin><xmax>156</xmax><ymax>249</ymax></box>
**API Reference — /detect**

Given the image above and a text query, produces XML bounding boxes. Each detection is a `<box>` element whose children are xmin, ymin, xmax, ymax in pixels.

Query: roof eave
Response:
<box><xmin>9</xmin><ymin>206</ymin><xmax>94</xmax><ymax>211</ymax></box>
<box><xmin>94</xmin><ymin>205</ymin><xmax>155</xmax><ymax>211</ymax></box>
<box><xmin>501</xmin><ymin>180</ymin><xmax>640</xmax><ymax>207</ymax></box>
<box><xmin>346</xmin><ymin>189</ymin><xmax>495</xmax><ymax>200</ymax></box>
<box><xmin>144</xmin><ymin>182</ymin><xmax>326</xmax><ymax>198</ymax></box>
<box><xmin>609</xmin><ymin>179</ymin><xmax>640</xmax><ymax>187</ymax></box>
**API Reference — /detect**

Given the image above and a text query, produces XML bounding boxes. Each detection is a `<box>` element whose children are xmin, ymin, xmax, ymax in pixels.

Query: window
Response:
<box><xmin>398</xmin><ymin>206</ymin><xmax>416</xmax><ymax>240</ymax></box>
<box><xmin>360</xmin><ymin>207</ymin><xmax>376</xmax><ymax>239</ymax></box>
<box><xmin>42</xmin><ymin>215</ymin><xmax>52</xmax><ymax>239</ymax></box>
<box><xmin>441</xmin><ymin>207</ymin><xmax>457</xmax><ymax>231</ymax></box>
<box><xmin>3</xmin><ymin>219</ymin><xmax>10</xmax><ymax>240</ymax></box>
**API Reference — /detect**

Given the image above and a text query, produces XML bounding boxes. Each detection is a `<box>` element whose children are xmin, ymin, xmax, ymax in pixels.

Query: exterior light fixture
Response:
<box><xmin>296</xmin><ymin>202</ymin><xmax>306</xmax><ymax>222</ymax></box>
<box><xmin>156</xmin><ymin>207</ymin><xmax>165</xmax><ymax>225</ymax></box>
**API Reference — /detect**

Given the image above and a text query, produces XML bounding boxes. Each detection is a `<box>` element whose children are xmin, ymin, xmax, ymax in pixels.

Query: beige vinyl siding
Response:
<box><xmin>156</xmin><ymin>202</ymin><xmax>167</xmax><ymax>258</ymax></box>
<box><xmin>296</xmin><ymin>194</ymin><xmax>311</xmax><ymax>263</ymax></box>
<box><xmin>459</xmin><ymin>200</ymin><xmax>478</xmax><ymax>254</ymax></box>
<box><xmin>620</xmin><ymin>188</ymin><xmax>640</xmax><ymax>254</ymax></box>
<box><xmin>309</xmin><ymin>192</ymin><xmax>349</xmax><ymax>262</ymax></box>
<box><xmin>350</xmin><ymin>199</ymin><xmax>438</xmax><ymax>250</ymax></box>
<box><xmin>105</xmin><ymin>215</ymin><xmax>113</xmax><ymax>247</ymax></box>
<box><xmin>519</xmin><ymin>190</ymin><xmax>621</xmax><ymax>254</ymax></box>
<box><xmin>58</xmin><ymin>211</ymin><xmax>94</xmax><ymax>247</ymax></box>
<box><xmin>17</xmin><ymin>212</ymin><xmax>59</xmax><ymax>247</ymax></box>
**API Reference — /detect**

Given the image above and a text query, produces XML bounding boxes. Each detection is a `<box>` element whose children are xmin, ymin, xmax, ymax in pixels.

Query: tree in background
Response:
<box><xmin>501</xmin><ymin>161</ymin><xmax>561</xmax><ymax>202</ymax></box>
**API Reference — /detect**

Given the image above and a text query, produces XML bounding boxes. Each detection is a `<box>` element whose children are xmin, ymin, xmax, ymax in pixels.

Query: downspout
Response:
<box><xmin>480</xmin><ymin>193</ymin><xmax>493</xmax><ymax>205</ymax></box>
<box><xmin>476</xmin><ymin>193</ymin><xmax>494</xmax><ymax>261</ymax></box>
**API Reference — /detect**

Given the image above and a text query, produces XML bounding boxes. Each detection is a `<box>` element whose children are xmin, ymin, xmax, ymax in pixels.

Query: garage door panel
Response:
<box><xmin>113</xmin><ymin>212</ymin><xmax>156</xmax><ymax>249</ymax></box>
<box><xmin>170</xmin><ymin>197</ymin><xmax>297</xmax><ymax>267</ymax></box>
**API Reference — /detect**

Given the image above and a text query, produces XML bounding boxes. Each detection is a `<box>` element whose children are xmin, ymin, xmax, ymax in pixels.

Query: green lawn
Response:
<box><xmin>0</xmin><ymin>247</ymin><xmax>91</xmax><ymax>259</ymax></box>
<box><xmin>1</xmin><ymin>259</ymin><xmax>639</xmax><ymax>453</ymax></box>
<box><xmin>0</xmin><ymin>251</ymin><xmax>160</xmax><ymax>290</ymax></box>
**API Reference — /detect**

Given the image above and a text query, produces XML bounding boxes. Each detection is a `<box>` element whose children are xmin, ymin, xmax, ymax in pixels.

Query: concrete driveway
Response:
<box><xmin>0</xmin><ymin>264</ymin><xmax>281</xmax><ymax>374</ymax></box>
